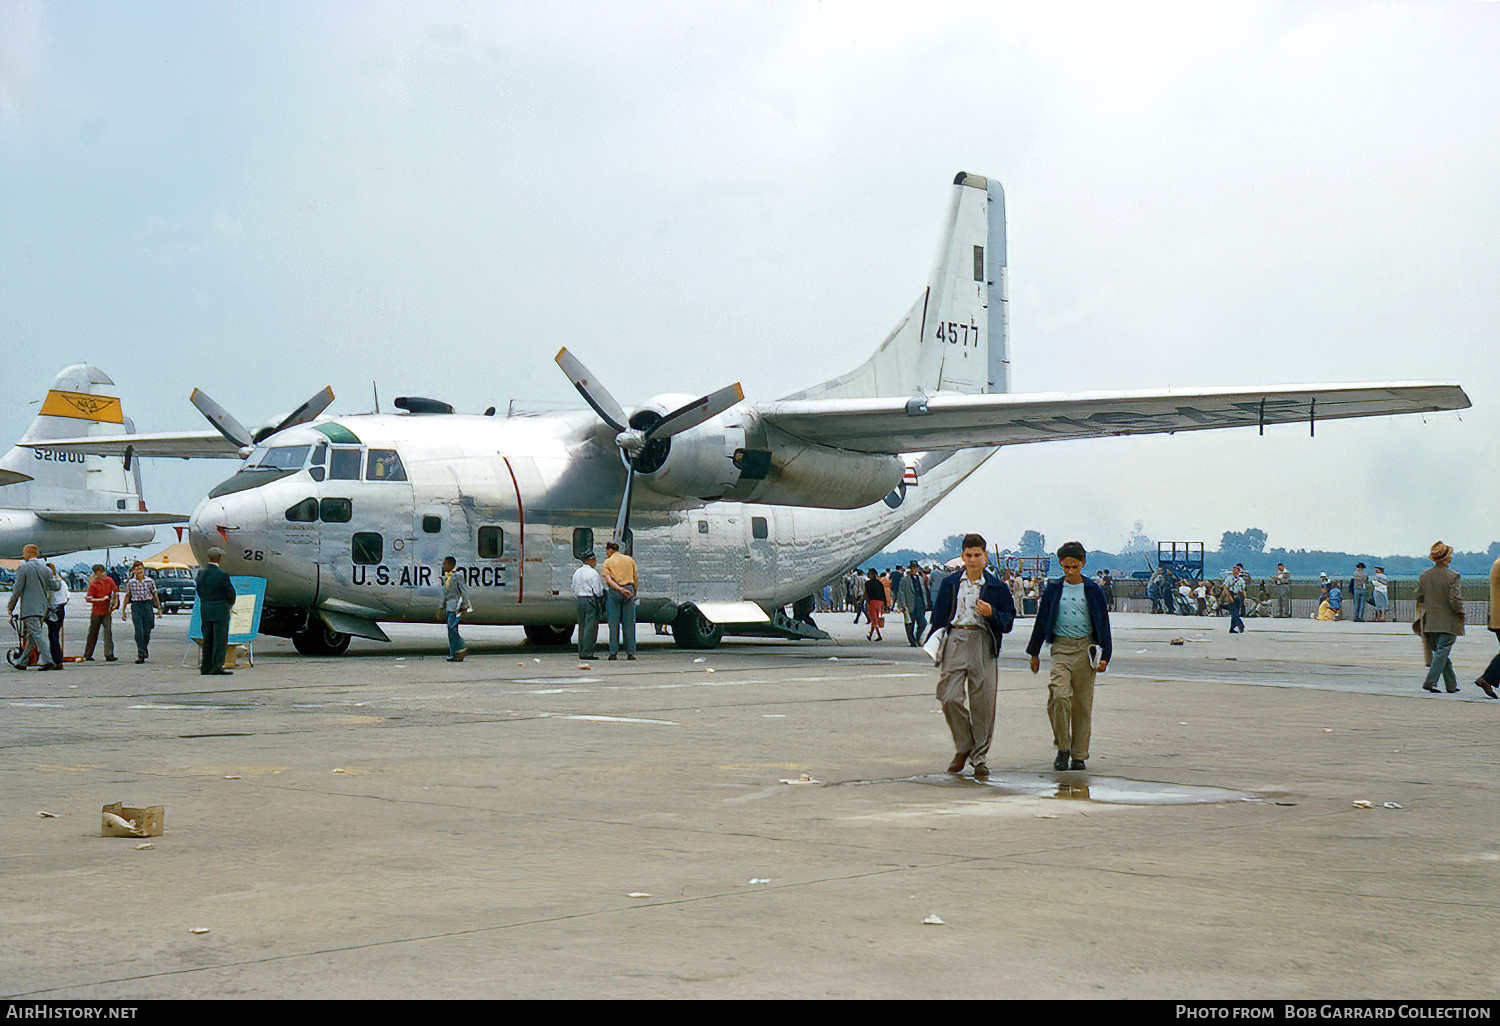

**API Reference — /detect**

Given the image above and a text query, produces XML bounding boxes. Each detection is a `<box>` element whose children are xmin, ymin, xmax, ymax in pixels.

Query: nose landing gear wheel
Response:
<box><xmin>523</xmin><ymin>624</ymin><xmax>574</xmax><ymax>647</ymax></box>
<box><xmin>292</xmin><ymin>621</ymin><xmax>352</xmax><ymax>655</ymax></box>
<box><xmin>671</xmin><ymin>606</ymin><xmax>723</xmax><ymax>650</ymax></box>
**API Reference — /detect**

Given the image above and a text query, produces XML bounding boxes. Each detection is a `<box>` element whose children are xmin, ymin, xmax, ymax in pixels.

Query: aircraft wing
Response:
<box><xmin>22</xmin><ymin>431</ymin><xmax>245</xmax><ymax>459</ymax></box>
<box><xmin>35</xmin><ymin>510</ymin><xmax>191</xmax><ymax>526</ymax></box>
<box><xmin>755</xmin><ymin>382</ymin><xmax>1469</xmax><ymax>454</ymax></box>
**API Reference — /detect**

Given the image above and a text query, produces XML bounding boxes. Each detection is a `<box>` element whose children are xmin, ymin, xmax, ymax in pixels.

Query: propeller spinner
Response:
<box><xmin>555</xmin><ymin>348</ymin><xmax>743</xmax><ymax>546</ymax></box>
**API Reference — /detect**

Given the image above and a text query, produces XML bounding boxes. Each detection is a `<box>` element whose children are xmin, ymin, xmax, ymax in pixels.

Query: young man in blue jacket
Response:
<box><xmin>1026</xmin><ymin>542</ymin><xmax>1113</xmax><ymax>772</ymax></box>
<box><xmin>927</xmin><ymin>534</ymin><xmax>1016</xmax><ymax>780</ymax></box>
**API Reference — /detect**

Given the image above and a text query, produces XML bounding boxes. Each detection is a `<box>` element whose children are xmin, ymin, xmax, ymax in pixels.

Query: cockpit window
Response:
<box><xmin>258</xmin><ymin>445</ymin><xmax>310</xmax><ymax>470</ymax></box>
<box><xmin>366</xmin><ymin>449</ymin><xmax>407</xmax><ymax>481</ymax></box>
<box><xmin>329</xmin><ymin>447</ymin><xmax>362</xmax><ymax>480</ymax></box>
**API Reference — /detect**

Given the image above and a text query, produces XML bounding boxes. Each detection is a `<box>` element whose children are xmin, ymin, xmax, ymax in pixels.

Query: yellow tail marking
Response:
<box><xmin>39</xmin><ymin>390</ymin><xmax>124</xmax><ymax>424</ymax></box>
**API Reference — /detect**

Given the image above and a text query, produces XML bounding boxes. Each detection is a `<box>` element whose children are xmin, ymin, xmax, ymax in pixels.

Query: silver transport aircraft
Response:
<box><xmin>35</xmin><ymin>173</ymin><xmax>1470</xmax><ymax>654</ymax></box>
<box><xmin>0</xmin><ymin>364</ymin><xmax>186</xmax><ymax>559</ymax></box>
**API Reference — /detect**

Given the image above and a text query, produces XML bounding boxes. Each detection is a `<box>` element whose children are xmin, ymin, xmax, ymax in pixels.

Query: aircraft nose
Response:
<box><xmin>188</xmin><ymin>496</ymin><xmax>233</xmax><ymax>563</ymax></box>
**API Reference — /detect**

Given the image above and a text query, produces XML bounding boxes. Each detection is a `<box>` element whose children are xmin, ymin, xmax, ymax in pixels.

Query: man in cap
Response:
<box><xmin>571</xmin><ymin>550</ymin><xmax>605</xmax><ymax>661</ymax></box>
<box><xmin>195</xmin><ymin>547</ymin><xmax>238</xmax><ymax>675</ymax></box>
<box><xmin>1350</xmin><ymin>563</ymin><xmax>1371</xmax><ymax>623</ymax></box>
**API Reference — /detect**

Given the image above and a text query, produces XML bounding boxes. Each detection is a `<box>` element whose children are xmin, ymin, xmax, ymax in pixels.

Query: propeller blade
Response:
<box><xmin>555</xmin><ymin>347</ymin><xmax>629</xmax><ymax>433</ymax></box>
<box><xmin>270</xmin><ymin>385</ymin><xmax>336</xmax><ymax>436</ymax></box>
<box><xmin>614</xmin><ymin>455</ymin><xmax>636</xmax><ymax>545</ymax></box>
<box><xmin>190</xmin><ymin>388</ymin><xmax>254</xmax><ymax>449</ymax></box>
<box><xmin>646</xmin><ymin>382</ymin><xmax>744</xmax><ymax>440</ymax></box>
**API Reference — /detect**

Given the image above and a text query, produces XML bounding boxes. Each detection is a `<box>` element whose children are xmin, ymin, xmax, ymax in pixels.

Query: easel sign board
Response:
<box><xmin>188</xmin><ymin>576</ymin><xmax>268</xmax><ymax>646</ymax></box>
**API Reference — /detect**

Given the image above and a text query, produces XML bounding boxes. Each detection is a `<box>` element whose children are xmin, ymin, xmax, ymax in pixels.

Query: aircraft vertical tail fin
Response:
<box><xmin>0</xmin><ymin>365</ymin><xmax>143</xmax><ymax>511</ymax></box>
<box><xmin>783</xmin><ymin>172</ymin><xmax>1009</xmax><ymax>401</ymax></box>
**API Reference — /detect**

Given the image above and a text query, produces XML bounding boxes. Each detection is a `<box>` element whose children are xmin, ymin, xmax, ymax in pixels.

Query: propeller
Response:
<box><xmin>190</xmin><ymin>385</ymin><xmax>336</xmax><ymax>454</ymax></box>
<box><xmin>555</xmin><ymin>347</ymin><xmax>743</xmax><ymax>547</ymax></box>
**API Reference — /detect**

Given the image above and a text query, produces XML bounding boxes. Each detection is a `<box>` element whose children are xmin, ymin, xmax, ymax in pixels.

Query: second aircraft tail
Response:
<box><xmin>0</xmin><ymin>364</ymin><xmax>144</xmax><ymax>511</ymax></box>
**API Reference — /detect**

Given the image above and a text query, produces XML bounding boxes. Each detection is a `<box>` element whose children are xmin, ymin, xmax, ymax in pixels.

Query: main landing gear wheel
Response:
<box><xmin>292</xmin><ymin>621</ymin><xmax>352</xmax><ymax>656</ymax></box>
<box><xmin>523</xmin><ymin>624</ymin><xmax>574</xmax><ymax>647</ymax></box>
<box><xmin>672</xmin><ymin>606</ymin><xmax>723</xmax><ymax>650</ymax></box>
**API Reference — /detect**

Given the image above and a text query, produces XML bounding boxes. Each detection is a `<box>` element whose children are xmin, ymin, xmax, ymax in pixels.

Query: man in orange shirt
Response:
<box><xmin>602</xmin><ymin>540</ymin><xmax>639</xmax><ymax>661</ymax></box>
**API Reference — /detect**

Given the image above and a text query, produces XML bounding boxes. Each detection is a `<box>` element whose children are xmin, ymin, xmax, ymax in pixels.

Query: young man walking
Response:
<box><xmin>926</xmin><ymin>534</ymin><xmax>1016</xmax><ymax>780</ymax></box>
<box><xmin>1027</xmin><ymin>542</ymin><xmax>1113</xmax><ymax>771</ymax></box>
<box><xmin>1226</xmin><ymin>564</ymin><xmax>1248</xmax><ymax>633</ymax></box>
<box><xmin>439</xmin><ymin>556</ymin><xmax>470</xmax><ymax>662</ymax></box>
<box><xmin>82</xmin><ymin>564</ymin><xmax>119</xmax><ymax>662</ymax></box>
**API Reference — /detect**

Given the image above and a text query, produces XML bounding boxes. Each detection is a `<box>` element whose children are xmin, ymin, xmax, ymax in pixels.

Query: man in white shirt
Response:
<box><xmin>1227</xmin><ymin>564</ymin><xmax>1249</xmax><ymax>633</ymax></box>
<box><xmin>571</xmin><ymin>551</ymin><xmax>605</xmax><ymax>660</ymax></box>
<box><xmin>926</xmin><ymin>533</ymin><xmax>1016</xmax><ymax>780</ymax></box>
<box><xmin>1274</xmin><ymin>563</ymin><xmax>1293</xmax><ymax>617</ymax></box>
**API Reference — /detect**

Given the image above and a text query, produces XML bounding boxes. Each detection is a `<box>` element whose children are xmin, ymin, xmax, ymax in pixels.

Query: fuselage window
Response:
<box><xmin>572</xmin><ymin>527</ymin><xmax>593</xmax><ymax>560</ymax></box>
<box><xmin>422</xmin><ymin>515</ymin><xmax>442</xmax><ymax>534</ymax></box>
<box><xmin>259</xmin><ymin>445</ymin><xmax>310</xmax><ymax>471</ymax></box>
<box><xmin>366</xmin><ymin>449</ymin><xmax>406</xmax><ymax>481</ymax></box>
<box><xmin>285</xmin><ymin>498</ymin><xmax>318</xmax><ymax>523</ymax></box>
<box><xmin>352</xmin><ymin>532</ymin><xmax>383</xmax><ymax>565</ymax></box>
<box><xmin>320</xmin><ymin>498</ymin><xmax>352</xmax><ymax>524</ymax></box>
<box><xmin>329</xmin><ymin>448</ymin><xmax>362</xmax><ymax>480</ymax></box>
<box><xmin>751</xmin><ymin>516</ymin><xmax>769</xmax><ymax>540</ymax></box>
<box><xmin>698</xmin><ymin>521</ymin><xmax>709</xmax><ymax>534</ymax></box>
<box><xmin>478</xmin><ymin>526</ymin><xmax>504</xmax><ymax>559</ymax></box>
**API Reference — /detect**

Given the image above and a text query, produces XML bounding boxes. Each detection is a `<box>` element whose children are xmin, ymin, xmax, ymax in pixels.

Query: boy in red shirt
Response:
<box><xmin>82</xmin><ymin>564</ymin><xmax>119</xmax><ymax>662</ymax></box>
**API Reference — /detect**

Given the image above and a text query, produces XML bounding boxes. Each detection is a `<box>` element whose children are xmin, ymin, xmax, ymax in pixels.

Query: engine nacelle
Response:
<box><xmin>631</xmin><ymin>397</ymin><xmax>903</xmax><ymax>509</ymax></box>
<box><xmin>629</xmin><ymin>395</ymin><xmax>746</xmax><ymax>501</ymax></box>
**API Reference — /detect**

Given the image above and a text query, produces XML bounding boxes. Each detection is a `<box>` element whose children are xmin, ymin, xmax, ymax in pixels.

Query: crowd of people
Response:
<box><xmin>1143</xmin><ymin>562</ymin><xmax>1404</xmax><ymax>623</ymax></box>
<box><xmin>7</xmin><ymin>543</ymin><xmax>238</xmax><ymax>673</ymax></box>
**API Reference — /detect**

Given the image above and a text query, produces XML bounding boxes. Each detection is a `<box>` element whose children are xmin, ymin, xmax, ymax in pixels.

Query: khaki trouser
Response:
<box><xmin>1047</xmin><ymin>636</ymin><xmax>1096</xmax><ymax>759</ymax></box>
<box><xmin>84</xmin><ymin>613</ymin><xmax>114</xmax><ymax>660</ymax></box>
<box><xmin>937</xmin><ymin>627</ymin><xmax>997</xmax><ymax>767</ymax></box>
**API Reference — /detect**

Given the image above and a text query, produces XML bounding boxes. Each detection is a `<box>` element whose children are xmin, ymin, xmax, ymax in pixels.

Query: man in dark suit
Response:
<box><xmin>926</xmin><ymin>533</ymin><xmax>1016</xmax><ymax>780</ymax></box>
<box><xmin>195</xmin><ymin>547</ymin><xmax>237</xmax><ymax>676</ymax></box>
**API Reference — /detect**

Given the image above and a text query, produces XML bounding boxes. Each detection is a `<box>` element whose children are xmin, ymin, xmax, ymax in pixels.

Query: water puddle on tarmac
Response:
<box><xmin>834</xmin><ymin>771</ymin><xmax>1255</xmax><ymax>806</ymax></box>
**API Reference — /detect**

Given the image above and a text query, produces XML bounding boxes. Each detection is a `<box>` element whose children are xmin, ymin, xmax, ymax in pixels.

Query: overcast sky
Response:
<box><xmin>2</xmin><ymin>0</ymin><xmax>1495</xmax><ymax>561</ymax></box>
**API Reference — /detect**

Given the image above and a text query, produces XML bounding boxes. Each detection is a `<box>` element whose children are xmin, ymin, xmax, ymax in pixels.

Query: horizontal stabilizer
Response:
<box><xmin>23</xmin><ymin>431</ymin><xmax>245</xmax><ymax>459</ymax></box>
<box><xmin>0</xmin><ymin>469</ymin><xmax>34</xmax><ymax>486</ymax></box>
<box><xmin>756</xmin><ymin>382</ymin><xmax>1469</xmax><ymax>454</ymax></box>
<box><xmin>35</xmin><ymin>510</ymin><xmax>190</xmax><ymax>526</ymax></box>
